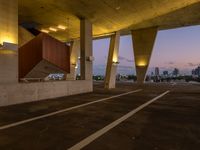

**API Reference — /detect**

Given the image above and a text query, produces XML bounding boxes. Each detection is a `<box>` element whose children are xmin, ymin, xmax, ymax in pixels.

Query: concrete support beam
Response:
<box><xmin>0</xmin><ymin>0</ymin><xmax>18</xmax><ymax>84</ymax></box>
<box><xmin>104</xmin><ymin>32</ymin><xmax>120</xmax><ymax>89</ymax></box>
<box><xmin>18</xmin><ymin>26</ymin><xmax>35</xmax><ymax>47</ymax></box>
<box><xmin>131</xmin><ymin>27</ymin><xmax>158</xmax><ymax>83</ymax></box>
<box><xmin>80</xmin><ymin>19</ymin><xmax>93</xmax><ymax>80</ymax></box>
<box><xmin>67</xmin><ymin>40</ymin><xmax>80</xmax><ymax>80</ymax></box>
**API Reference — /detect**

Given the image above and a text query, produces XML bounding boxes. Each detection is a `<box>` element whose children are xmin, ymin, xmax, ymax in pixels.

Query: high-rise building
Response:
<box><xmin>173</xmin><ymin>68</ymin><xmax>179</xmax><ymax>77</ymax></box>
<box><xmin>155</xmin><ymin>67</ymin><xmax>159</xmax><ymax>76</ymax></box>
<box><xmin>163</xmin><ymin>71</ymin><xmax>168</xmax><ymax>76</ymax></box>
<box><xmin>192</xmin><ymin>66</ymin><xmax>200</xmax><ymax>77</ymax></box>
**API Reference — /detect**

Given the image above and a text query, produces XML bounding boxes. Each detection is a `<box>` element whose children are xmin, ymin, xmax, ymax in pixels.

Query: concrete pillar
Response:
<box><xmin>104</xmin><ymin>32</ymin><xmax>120</xmax><ymax>89</ymax></box>
<box><xmin>67</xmin><ymin>40</ymin><xmax>80</xmax><ymax>80</ymax></box>
<box><xmin>80</xmin><ymin>19</ymin><xmax>93</xmax><ymax>81</ymax></box>
<box><xmin>131</xmin><ymin>27</ymin><xmax>158</xmax><ymax>83</ymax></box>
<box><xmin>0</xmin><ymin>0</ymin><xmax>18</xmax><ymax>84</ymax></box>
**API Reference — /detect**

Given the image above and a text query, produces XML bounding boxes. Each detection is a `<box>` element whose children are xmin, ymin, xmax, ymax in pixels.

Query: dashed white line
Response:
<box><xmin>0</xmin><ymin>89</ymin><xmax>142</xmax><ymax>130</ymax></box>
<box><xmin>68</xmin><ymin>90</ymin><xmax>170</xmax><ymax>150</ymax></box>
<box><xmin>171</xmin><ymin>82</ymin><xmax>177</xmax><ymax>86</ymax></box>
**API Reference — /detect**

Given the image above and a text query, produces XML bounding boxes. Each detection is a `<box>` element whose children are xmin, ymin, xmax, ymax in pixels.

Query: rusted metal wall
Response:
<box><xmin>18</xmin><ymin>34</ymin><xmax>43</xmax><ymax>79</ymax></box>
<box><xmin>42</xmin><ymin>33</ymin><xmax>70</xmax><ymax>73</ymax></box>
<box><xmin>19</xmin><ymin>33</ymin><xmax>70</xmax><ymax>79</ymax></box>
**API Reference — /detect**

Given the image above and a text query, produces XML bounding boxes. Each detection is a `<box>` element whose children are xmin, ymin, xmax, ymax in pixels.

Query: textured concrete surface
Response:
<box><xmin>0</xmin><ymin>53</ymin><xmax>18</xmax><ymax>84</ymax></box>
<box><xmin>131</xmin><ymin>27</ymin><xmax>157</xmax><ymax>83</ymax></box>
<box><xmin>0</xmin><ymin>0</ymin><xmax>18</xmax><ymax>84</ymax></box>
<box><xmin>80</xmin><ymin>19</ymin><xmax>93</xmax><ymax>81</ymax></box>
<box><xmin>0</xmin><ymin>82</ymin><xmax>199</xmax><ymax>150</ymax></box>
<box><xmin>104</xmin><ymin>32</ymin><xmax>120</xmax><ymax>89</ymax></box>
<box><xmin>18</xmin><ymin>0</ymin><xmax>200</xmax><ymax>41</ymax></box>
<box><xmin>18</xmin><ymin>26</ymin><xmax>35</xmax><ymax>47</ymax></box>
<box><xmin>0</xmin><ymin>80</ymin><xmax>92</xmax><ymax>107</ymax></box>
<box><xmin>0</xmin><ymin>0</ymin><xmax>18</xmax><ymax>44</ymax></box>
<box><xmin>67</xmin><ymin>40</ymin><xmax>80</xmax><ymax>80</ymax></box>
<box><xmin>24</xmin><ymin>59</ymin><xmax>67</xmax><ymax>78</ymax></box>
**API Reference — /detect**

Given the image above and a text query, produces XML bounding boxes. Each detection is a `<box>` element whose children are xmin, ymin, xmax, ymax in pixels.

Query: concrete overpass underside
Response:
<box><xmin>19</xmin><ymin>0</ymin><xmax>200</xmax><ymax>41</ymax></box>
<box><xmin>19</xmin><ymin>0</ymin><xmax>200</xmax><ymax>85</ymax></box>
<box><xmin>0</xmin><ymin>1</ymin><xmax>200</xmax><ymax>149</ymax></box>
<box><xmin>0</xmin><ymin>0</ymin><xmax>199</xmax><ymax>106</ymax></box>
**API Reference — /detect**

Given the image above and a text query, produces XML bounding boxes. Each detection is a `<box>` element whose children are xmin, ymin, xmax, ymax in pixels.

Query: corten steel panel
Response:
<box><xmin>18</xmin><ymin>34</ymin><xmax>43</xmax><ymax>79</ymax></box>
<box><xmin>42</xmin><ymin>33</ymin><xmax>70</xmax><ymax>72</ymax></box>
<box><xmin>19</xmin><ymin>33</ymin><xmax>70</xmax><ymax>79</ymax></box>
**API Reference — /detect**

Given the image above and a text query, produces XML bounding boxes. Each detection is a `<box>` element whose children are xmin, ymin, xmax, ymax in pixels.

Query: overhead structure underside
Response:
<box><xmin>18</xmin><ymin>0</ymin><xmax>200</xmax><ymax>41</ymax></box>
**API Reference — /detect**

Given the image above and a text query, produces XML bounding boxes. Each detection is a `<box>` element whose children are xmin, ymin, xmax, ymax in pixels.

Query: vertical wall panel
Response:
<box><xmin>19</xmin><ymin>33</ymin><xmax>70</xmax><ymax>79</ymax></box>
<box><xmin>18</xmin><ymin>34</ymin><xmax>43</xmax><ymax>78</ymax></box>
<box><xmin>42</xmin><ymin>33</ymin><xmax>70</xmax><ymax>72</ymax></box>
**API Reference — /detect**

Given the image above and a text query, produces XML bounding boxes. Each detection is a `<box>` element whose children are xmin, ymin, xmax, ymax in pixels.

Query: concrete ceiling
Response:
<box><xmin>19</xmin><ymin>0</ymin><xmax>200</xmax><ymax>41</ymax></box>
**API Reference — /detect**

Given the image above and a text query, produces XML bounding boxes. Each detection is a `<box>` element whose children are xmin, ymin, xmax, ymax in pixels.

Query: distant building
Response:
<box><xmin>163</xmin><ymin>71</ymin><xmax>168</xmax><ymax>76</ymax></box>
<box><xmin>173</xmin><ymin>68</ymin><xmax>179</xmax><ymax>77</ymax></box>
<box><xmin>155</xmin><ymin>67</ymin><xmax>159</xmax><ymax>76</ymax></box>
<box><xmin>116</xmin><ymin>74</ymin><xmax>121</xmax><ymax>81</ymax></box>
<box><xmin>192</xmin><ymin>66</ymin><xmax>200</xmax><ymax>77</ymax></box>
<box><xmin>153</xmin><ymin>67</ymin><xmax>161</xmax><ymax>82</ymax></box>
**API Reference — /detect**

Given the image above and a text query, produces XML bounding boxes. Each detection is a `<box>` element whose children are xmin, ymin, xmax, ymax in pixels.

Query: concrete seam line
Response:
<box><xmin>68</xmin><ymin>90</ymin><xmax>170</xmax><ymax>150</ymax></box>
<box><xmin>0</xmin><ymin>89</ymin><xmax>142</xmax><ymax>130</ymax></box>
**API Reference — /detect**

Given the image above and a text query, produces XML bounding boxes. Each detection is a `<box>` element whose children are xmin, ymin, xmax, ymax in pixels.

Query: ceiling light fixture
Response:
<box><xmin>41</xmin><ymin>29</ymin><xmax>49</xmax><ymax>33</ymax></box>
<box><xmin>0</xmin><ymin>42</ymin><xmax>18</xmax><ymax>54</ymax></box>
<box><xmin>115</xmin><ymin>6</ymin><xmax>120</xmax><ymax>10</ymax></box>
<box><xmin>115</xmin><ymin>0</ymin><xmax>121</xmax><ymax>10</ymax></box>
<box><xmin>49</xmin><ymin>27</ymin><xmax>57</xmax><ymax>32</ymax></box>
<box><xmin>58</xmin><ymin>25</ymin><xmax>67</xmax><ymax>30</ymax></box>
<box><xmin>0</xmin><ymin>43</ymin><xmax>3</xmax><ymax>49</ymax></box>
<box><xmin>112</xmin><ymin>61</ymin><xmax>120</xmax><ymax>65</ymax></box>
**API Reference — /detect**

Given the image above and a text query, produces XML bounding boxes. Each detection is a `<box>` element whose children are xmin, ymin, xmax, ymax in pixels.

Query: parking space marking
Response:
<box><xmin>0</xmin><ymin>89</ymin><xmax>142</xmax><ymax>130</ymax></box>
<box><xmin>171</xmin><ymin>82</ymin><xmax>177</xmax><ymax>86</ymax></box>
<box><xmin>68</xmin><ymin>90</ymin><xmax>170</xmax><ymax>150</ymax></box>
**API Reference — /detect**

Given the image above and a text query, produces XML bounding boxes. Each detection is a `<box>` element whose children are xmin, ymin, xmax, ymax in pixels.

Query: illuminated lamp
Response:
<box><xmin>112</xmin><ymin>61</ymin><xmax>120</xmax><ymax>65</ymax></box>
<box><xmin>0</xmin><ymin>43</ymin><xmax>3</xmax><ymax>49</ymax></box>
<box><xmin>137</xmin><ymin>61</ymin><xmax>147</xmax><ymax>67</ymax></box>
<box><xmin>0</xmin><ymin>42</ymin><xmax>17</xmax><ymax>54</ymax></box>
<box><xmin>71</xmin><ymin>63</ymin><xmax>78</xmax><ymax>69</ymax></box>
<box><xmin>41</xmin><ymin>29</ymin><xmax>49</xmax><ymax>33</ymax></box>
<box><xmin>57</xmin><ymin>25</ymin><xmax>67</xmax><ymax>30</ymax></box>
<box><xmin>49</xmin><ymin>27</ymin><xmax>57</xmax><ymax>32</ymax></box>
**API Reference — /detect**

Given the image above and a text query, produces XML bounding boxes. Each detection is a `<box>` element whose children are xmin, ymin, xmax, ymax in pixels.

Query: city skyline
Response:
<box><xmin>93</xmin><ymin>25</ymin><xmax>200</xmax><ymax>75</ymax></box>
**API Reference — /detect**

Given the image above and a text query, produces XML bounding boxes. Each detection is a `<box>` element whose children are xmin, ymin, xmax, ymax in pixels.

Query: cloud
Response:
<box><xmin>126</xmin><ymin>59</ymin><xmax>134</xmax><ymax>63</ymax></box>
<box><xmin>168</xmin><ymin>61</ymin><xmax>175</xmax><ymax>65</ymax></box>
<box><xmin>188</xmin><ymin>62</ymin><xmax>198</xmax><ymax>67</ymax></box>
<box><xmin>119</xmin><ymin>55</ymin><xmax>134</xmax><ymax>63</ymax></box>
<box><xmin>118</xmin><ymin>65</ymin><xmax>134</xmax><ymax>69</ymax></box>
<box><xmin>118</xmin><ymin>56</ymin><xmax>126</xmax><ymax>60</ymax></box>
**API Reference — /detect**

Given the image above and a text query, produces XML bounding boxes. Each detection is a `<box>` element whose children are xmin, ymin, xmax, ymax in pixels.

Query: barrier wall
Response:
<box><xmin>0</xmin><ymin>80</ymin><xmax>92</xmax><ymax>107</ymax></box>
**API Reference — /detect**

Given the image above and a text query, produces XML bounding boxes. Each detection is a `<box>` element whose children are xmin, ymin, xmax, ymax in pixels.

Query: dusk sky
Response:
<box><xmin>93</xmin><ymin>25</ymin><xmax>200</xmax><ymax>75</ymax></box>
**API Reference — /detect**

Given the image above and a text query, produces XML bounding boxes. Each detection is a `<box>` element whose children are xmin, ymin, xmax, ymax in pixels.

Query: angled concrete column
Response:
<box><xmin>80</xmin><ymin>19</ymin><xmax>93</xmax><ymax>80</ymax></box>
<box><xmin>67</xmin><ymin>40</ymin><xmax>80</xmax><ymax>80</ymax></box>
<box><xmin>131</xmin><ymin>27</ymin><xmax>158</xmax><ymax>84</ymax></box>
<box><xmin>104</xmin><ymin>32</ymin><xmax>120</xmax><ymax>89</ymax></box>
<box><xmin>0</xmin><ymin>0</ymin><xmax>18</xmax><ymax>84</ymax></box>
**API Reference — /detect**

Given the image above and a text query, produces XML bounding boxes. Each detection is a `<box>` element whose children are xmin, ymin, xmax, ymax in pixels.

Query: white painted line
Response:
<box><xmin>0</xmin><ymin>89</ymin><xmax>142</xmax><ymax>130</ymax></box>
<box><xmin>68</xmin><ymin>90</ymin><xmax>170</xmax><ymax>150</ymax></box>
<box><xmin>171</xmin><ymin>82</ymin><xmax>177</xmax><ymax>86</ymax></box>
